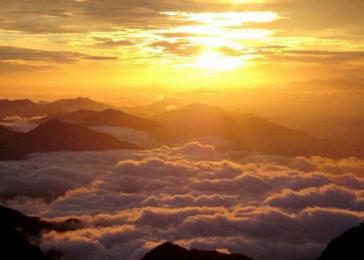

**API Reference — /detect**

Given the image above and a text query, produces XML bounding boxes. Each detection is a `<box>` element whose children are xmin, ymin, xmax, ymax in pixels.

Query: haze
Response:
<box><xmin>0</xmin><ymin>1</ymin><xmax>363</xmax><ymax>260</ymax></box>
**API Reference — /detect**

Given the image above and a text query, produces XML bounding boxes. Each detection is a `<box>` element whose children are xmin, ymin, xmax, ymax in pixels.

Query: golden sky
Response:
<box><xmin>1</xmin><ymin>0</ymin><xmax>364</xmax><ymax>101</ymax></box>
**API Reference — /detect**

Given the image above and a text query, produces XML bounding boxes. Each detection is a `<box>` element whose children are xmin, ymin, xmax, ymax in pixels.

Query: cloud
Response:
<box><xmin>92</xmin><ymin>38</ymin><xmax>135</xmax><ymax>49</ymax></box>
<box><xmin>0</xmin><ymin>116</ymin><xmax>40</xmax><ymax>132</ymax></box>
<box><xmin>2</xmin><ymin>0</ymin><xmax>364</xmax><ymax>75</ymax></box>
<box><xmin>0</xmin><ymin>46</ymin><xmax>84</xmax><ymax>63</ymax></box>
<box><xmin>1</xmin><ymin>143</ymin><xmax>364</xmax><ymax>260</ymax></box>
<box><xmin>0</xmin><ymin>46</ymin><xmax>117</xmax><ymax>67</ymax></box>
<box><xmin>148</xmin><ymin>40</ymin><xmax>201</xmax><ymax>57</ymax></box>
<box><xmin>265</xmin><ymin>185</ymin><xmax>364</xmax><ymax>211</ymax></box>
<box><xmin>0</xmin><ymin>61</ymin><xmax>52</xmax><ymax>74</ymax></box>
<box><xmin>264</xmin><ymin>50</ymin><xmax>364</xmax><ymax>65</ymax></box>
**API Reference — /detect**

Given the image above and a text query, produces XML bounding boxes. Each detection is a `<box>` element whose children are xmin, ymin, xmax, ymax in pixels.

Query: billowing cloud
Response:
<box><xmin>1</xmin><ymin>142</ymin><xmax>363</xmax><ymax>260</ymax></box>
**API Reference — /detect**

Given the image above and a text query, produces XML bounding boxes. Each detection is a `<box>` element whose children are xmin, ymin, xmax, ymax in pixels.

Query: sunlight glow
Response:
<box><xmin>195</xmin><ymin>51</ymin><xmax>244</xmax><ymax>71</ymax></box>
<box><xmin>162</xmin><ymin>11</ymin><xmax>279</xmax><ymax>27</ymax></box>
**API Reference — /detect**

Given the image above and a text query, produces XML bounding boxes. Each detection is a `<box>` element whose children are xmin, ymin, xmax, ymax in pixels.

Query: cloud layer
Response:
<box><xmin>1</xmin><ymin>142</ymin><xmax>363</xmax><ymax>260</ymax></box>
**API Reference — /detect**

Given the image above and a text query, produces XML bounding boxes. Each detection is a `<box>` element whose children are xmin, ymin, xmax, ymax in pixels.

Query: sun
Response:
<box><xmin>195</xmin><ymin>51</ymin><xmax>244</xmax><ymax>71</ymax></box>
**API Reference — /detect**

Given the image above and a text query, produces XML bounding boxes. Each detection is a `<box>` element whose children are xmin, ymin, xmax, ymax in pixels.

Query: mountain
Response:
<box><xmin>0</xmin><ymin>126</ymin><xmax>22</xmax><ymax>146</ymax></box>
<box><xmin>0</xmin><ymin>120</ymin><xmax>140</xmax><ymax>160</ymax></box>
<box><xmin>318</xmin><ymin>222</ymin><xmax>364</xmax><ymax>260</ymax></box>
<box><xmin>123</xmin><ymin>97</ymin><xmax>183</xmax><ymax>118</ymax></box>
<box><xmin>0</xmin><ymin>205</ymin><xmax>81</xmax><ymax>239</ymax></box>
<box><xmin>44</xmin><ymin>97</ymin><xmax>110</xmax><ymax>114</ymax></box>
<box><xmin>42</xmin><ymin>109</ymin><xmax>163</xmax><ymax>133</ymax></box>
<box><xmin>1</xmin><ymin>225</ymin><xmax>50</xmax><ymax>260</ymax></box>
<box><xmin>141</xmin><ymin>242</ymin><xmax>254</xmax><ymax>260</ymax></box>
<box><xmin>156</xmin><ymin>103</ymin><xmax>234</xmax><ymax>144</ymax></box>
<box><xmin>0</xmin><ymin>99</ymin><xmax>40</xmax><ymax>118</ymax></box>
<box><xmin>0</xmin><ymin>97</ymin><xmax>111</xmax><ymax>118</ymax></box>
<box><xmin>0</xmin><ymin>205</ymin><xmax>81</xmax><ymax>260</ymax></box>
<box><xmin>156</xmin><ymin>104</ymin><xmax>355</xmax><ymax>157</ymax></box>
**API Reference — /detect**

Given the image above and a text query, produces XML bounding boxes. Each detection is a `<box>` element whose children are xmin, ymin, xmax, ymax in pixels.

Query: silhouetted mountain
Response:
<box><xmin>44</xmin><ymin>97</ymin><xmax>110</xmax><ymax>114</ymax></box>
<box><xmin>0</xmin><ymin>205</ymin><xmax>81</xmax><ymax>260</ymax></box>
<box><xmin>1</xmin><ymin>226</ymin><xmax>50</xmax><ymax>260</ymax></box>
<box><xmin>0</xmin><ymin>125</ymin><xmax>22</xmax><ymax>146</ymax></box>
<box><xmin>0</xmin><ymin>97</ymin><xmax>111</xmax><ymax>118</ymax></box>
<box><xmin>156</xmin><ymin>104</ymin><xmax>356</xmax><ymax>157</ymax></box>
<box><xmin>0</xmin><ymin>99</ymin><xmax>39</xmax><ymax>118</ymax></box>
<box><xmin>141</xmin><ymin>242</ymin><xmax>254</xmax><ymax>260</ymax></box>
<box><xmin>123</xmin><ymin>97</ymin><xmax>183</xmax><ymax>118</ymax></box>
<box><xmin>0</xmin><ymin>120</ymin><xmax>139</xmax><ymax>160</ymax></box>
<box><xmin>0</xmin><ymin>205</ymin><xmax>82</xmax><ymax>239</ymax></box>
<box><xmin>43</xmin><ymin>109</ymin><xmax>163</xmax><ymax>133</ymax></box>
<box><xmin>318</xmin><ymin>222</ymin><xmax>364</xmax><ymax>260</ymax></box>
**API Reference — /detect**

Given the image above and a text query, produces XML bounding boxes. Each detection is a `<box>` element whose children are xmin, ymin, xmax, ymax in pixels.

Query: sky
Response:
<box><xmin>1</xmin><ymin>0</ymin><xmax>364</xmax><ymax>101</ymax></box>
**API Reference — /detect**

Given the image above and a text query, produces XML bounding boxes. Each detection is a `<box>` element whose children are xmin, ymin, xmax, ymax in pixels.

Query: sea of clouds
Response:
<box><xmin>0</xmin><ymin>142</ymin><xmax>363</xmax><ymax>260</ymax></box>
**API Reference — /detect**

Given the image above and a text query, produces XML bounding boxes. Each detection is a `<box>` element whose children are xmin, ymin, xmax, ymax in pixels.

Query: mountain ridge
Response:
<box><xmin>42</xmin><ymin>108</ymin><xmax>163</xmax><ymax>133</ymax></box>
<box><xmin>0</xmin><ymin>120</ymin><xmax>140</xmax><ymax>160</ymax></box>
<box><xmin>155</xmin><ymin>103</ymin><xmax>358</xmax><ymax>157</ymax></box>
<box><xmin>141</xmin><ymin>242</ymin><xmax>254</xmax><ymax>260</ymax></box>
<box><xmin>0</xmin><ymin>97</ymin><xmax>111</xmax><ymax>118</ymax></box>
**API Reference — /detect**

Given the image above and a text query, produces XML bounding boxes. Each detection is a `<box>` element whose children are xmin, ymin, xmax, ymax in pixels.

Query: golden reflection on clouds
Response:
<box><xmin>157</xmin><ymin>11</ymin><xmax>278</xmax><ymax>70</ymax></box>
<box><xmin>2</xmin><ymin>0</ymin><xmax>363</xmax><ymax>95</ymax></box>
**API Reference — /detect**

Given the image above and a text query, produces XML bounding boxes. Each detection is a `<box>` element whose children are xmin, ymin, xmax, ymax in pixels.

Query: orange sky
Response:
<box><xmin>1</xmin><ymin>0</ymin><xmax>364</xmax><ymax>102</ymax></box>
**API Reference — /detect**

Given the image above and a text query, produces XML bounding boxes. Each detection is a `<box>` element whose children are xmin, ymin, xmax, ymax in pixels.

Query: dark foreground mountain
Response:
<box><xmin>156</xmin><ymin>104</ymin><xmax>358</xmax><ymax>157</ymax></box>
<box><xmin>0</xmin><ymin>125</ymin><xmax>21</xmax><ymax>146</ymax></box>
<box><xmin>0</xmin><ymin>120</ymin><xmax>139</xmax><ymax>160</ymax></box>
<box><xmin>318</xmin><ymin>222</ymin><xmax>364</xmax><ymax>260</ymax></box>
<box><xmin>1</xmin><ymin>225</ymin><xmax>50</xmax><ymax>260</ymax></box>
<box><xmin>43</xmin><ymin>109</ymin><xmax>163</xmax><ymax>133</ymax></box>
<box><xmin>141</xmin><ymin>242</ymin><xmax>254</xmax><ymax>260</ymax></box>
<box><xmin>0</xmin><ymin>205</ymin><xmax>81</xmax><ymax>260</ymax></box>
<box><xmin>0</xmin><ymin>97</ymin><xmax>110</xmax><ymax>118</ymax></box>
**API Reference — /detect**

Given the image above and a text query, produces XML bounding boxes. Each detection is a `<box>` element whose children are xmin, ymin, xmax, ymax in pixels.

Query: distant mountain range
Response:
<box><xmin>0</xmin><ymin>98</ymin><xmax>361</xmax><ymax>158</ymax></box>
<box><xmin>0</xmin><ymin>97</ymin><xmax>111</xmax><ymax>118</ymax></box>
<box><xmin>42</xmin><ymin>109</ymin><xmax>163</xmax><ymax>133</ymax></box>
<box><xmin>141</xmin><ymin>242</ymin><xmax>254</xmax><ymax>260</ymax></box>
<box><xmin>122</xmin><ymin>97</ymin><xmax>184</xmax><ymax>118</ymax></box>
<box><xmin>0</xmin><ymin>120</ymin><xmax>139</xmax><ymax>160</ymax></box>
<box><xmin>155</xmin><ymin>104</ymin><xmax>359</xmax><ymax>157</ymax></box>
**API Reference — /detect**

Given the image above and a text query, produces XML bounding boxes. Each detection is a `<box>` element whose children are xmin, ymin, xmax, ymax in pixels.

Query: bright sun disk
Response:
<box><xmin>195</xmin><ymin>51</ymin><xmax>244</xmax><ymax>71</ymax></box>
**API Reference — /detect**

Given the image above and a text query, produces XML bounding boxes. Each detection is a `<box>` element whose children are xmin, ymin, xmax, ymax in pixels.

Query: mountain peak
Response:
<box><xmin>0</xmin><ymin>120</ymin><xmax>139</xmax><ymax>160</ymax></box>
<box><xmin>141</xmin><ymin>242</ymin><xmax>254</xmax><ymax>260</ymax></box>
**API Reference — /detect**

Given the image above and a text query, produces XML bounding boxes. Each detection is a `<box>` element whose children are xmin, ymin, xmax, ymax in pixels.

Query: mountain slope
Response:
<box><xmin>156</xmin><ymin>104</ymin><xmax>235</xmax><ymax>143</ymax></box>
<box><xmin>0</xmin><ymin>97</ymin><xmax>111</xmax><ymax>118</ymax></box>
<box><xmin>0</xmin><ymin>126</ymin><xmax>22</xmax><ymax>146</ymax></box>
<box><xmin>156</xmin><ymin>104</ymin><xmax>354</xmax><ymax>157</ymax></box>
<box><xmin>0</xmin><ymin>120</ymin><xmax>139</xmax><ymax>160</ymax></box>
<box><xmin>141</xmin><ymin>242</ymin><xmax>254</xmax><ymax>260</ymax></box>
<box><xmin>0</xmin><ymin>205</ymin><xmax>81</xmax><ymax>260</ymax></box>
<box><xmin>43</xmin><ymin>109</ymin><xmax>163</xmax><ymax>132</ymax></box>
<box><xmin>318</xmin><ymin>222</ymin><xmax>364</xmax><ymax>260</ymax></box>
<box><xmin>123</xmin><ymin>97</ymin><xmax>183</xmax><ymax>118</ymax></box>
<box><xmin>0</xmin><ymin>99</ymin><xmax>40</xmax><ymax>118</ymax></box>
<box><xmin>44</xmin><ymin>97</ymin><xmax>110</xmax><ymax>113</ymax></box>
